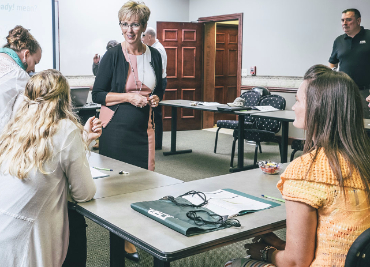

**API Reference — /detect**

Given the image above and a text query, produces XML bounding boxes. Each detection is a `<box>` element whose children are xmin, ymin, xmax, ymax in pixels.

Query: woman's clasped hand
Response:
<box><xmin>127</xmin><ymin>92</ymin><xmax>160</xmax><ymax>108</ymax></box>
<box><xmin>148</xmin><ymin>94</ymin><xmax>159</xmax><ymax>107</ymax></box>
<box><xmin>128</xmin><ymin>92</ymin><xmax>148</xmax><ymax>108</ymax></box>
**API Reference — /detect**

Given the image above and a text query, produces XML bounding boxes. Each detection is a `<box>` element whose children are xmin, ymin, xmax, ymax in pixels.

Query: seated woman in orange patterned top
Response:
<box><xmin>239</xmin><ymin>65</ymin><xmax>370</xmax><ymax>267</ymax></box>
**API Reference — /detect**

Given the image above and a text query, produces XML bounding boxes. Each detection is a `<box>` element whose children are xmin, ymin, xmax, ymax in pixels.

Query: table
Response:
<box><xmin>159</xmin><ymin>100</ymin><xmax>264</xmax><ymax>172</ymax></box>
<box><xmin>159</xmin><ymin>100</ymin><xmax>295</xmax><ymax>172</ymax></box>
<box><xmin>75</xmin><ymin>152</ymin><xmax>183</xmax><ymax>266</ymax></box>
<box><xmin>241</xmin><ymin>110</ymin><xmax>295</xmax><ymax>164</ymax></box>
<box><xmin>244</xmin><ymin>113</ymin><xmax>369</xmax><ymax>163</ymax></box>
<box><xmin>76</xmin><ymin>164</ymin><xmax>287</xmax><ymax>267</ymax></box>
<box><xmin>240</xmin><ymin>115</ymin><xmax>368</xmax><ymax>164</ymax></box>
<box><xmin>87</xmin><ymin>152</ymin><xmax>183</xmax><ymax>199</ymax></box>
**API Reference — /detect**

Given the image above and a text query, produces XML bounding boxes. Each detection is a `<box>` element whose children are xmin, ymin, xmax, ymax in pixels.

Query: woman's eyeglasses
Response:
<box><xmin>119</xmin><ymin>22</ymin><xmax>141</xmax><ymax>30</ymax></box>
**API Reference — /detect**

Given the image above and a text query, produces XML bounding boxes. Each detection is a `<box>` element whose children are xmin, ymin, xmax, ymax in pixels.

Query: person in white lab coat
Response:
<box><xmin>0</xmin><ymin>25</ymin><xmax>42</xmax><ymax>131</ymax></box>
<box><xmin>0</xmin><ymin>69</ymin><xmax>102</xmax><ymax>267</ymax></box>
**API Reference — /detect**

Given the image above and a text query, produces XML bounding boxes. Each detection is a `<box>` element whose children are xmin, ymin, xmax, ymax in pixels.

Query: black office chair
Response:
<box><xmin>290</xmin><ymin>139</ymin><xmax>305</xmax><ymax>161</ymax></box>
<box><xmin>214</xmin><ymin>90</ymin><xmax>262</xmax><ymax>153</ymax></box>
<box><xmin>230</xmin><ymin>95</ymin><xmax>286</xmax><ymax>167</ymax></box>
<box><xmin>345</xmin><ymin>227</ymin><xmax>370</xmax><ymax>267</ymax></box>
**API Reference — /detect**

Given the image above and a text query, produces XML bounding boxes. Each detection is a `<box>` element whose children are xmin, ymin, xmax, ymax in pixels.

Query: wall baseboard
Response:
<box><xmin>242</xmin><ymin>73</ymin><xmax>302</xmax><ymax>91</ymax></box>
<box><xmin>66</xmin><ymin>75</ymin><xmax>95</xmax><ymax>87</ymax></box>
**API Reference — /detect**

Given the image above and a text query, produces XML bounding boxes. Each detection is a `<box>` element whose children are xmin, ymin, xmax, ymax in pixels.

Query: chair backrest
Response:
<box><xmin>251</xmin><ymin>87</ymin><xmax>270</xmax><ymax>97</ymax></box>
<box><xmin>240</xmin><ymin>90</ymin><xmax>261</xmax><ymax>106</ymax></box>
<box><xmin>259</xmin><ymin>94</ymin><xmax>286</xmax><ymax>110</ymax></box>
<box><xmin>255</xmin><ymin>95</ymin><xmax>286</xmax><ymax>133</ymax></box>
<box><xmin>240</xmin><ymin>91</ymin><xmax>261</xmax><ymax>123</ymax></box>
<box><xmin>345</xmin><ymin>227</ymin><xmax>370</xmax><ymax>267</ymax></box>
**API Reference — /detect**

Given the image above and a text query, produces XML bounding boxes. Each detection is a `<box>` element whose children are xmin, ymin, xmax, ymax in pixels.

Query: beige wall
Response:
<box><xmin>58</xmin><ymin>0</ymin><xmax>190</xmax><ymax>75</ymax></box>
<box><xmin>189</xmin><ymin>0</ymin><xmax>370</xmax><ymax>77</ymax></box>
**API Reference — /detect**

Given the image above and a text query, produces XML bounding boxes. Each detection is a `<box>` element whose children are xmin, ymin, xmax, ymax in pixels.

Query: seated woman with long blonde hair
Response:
<box><xmin>0</xmin><ymin>69</ymin><xmax>101</xmax><ymax>267</ymax></box>
<box><xmin>227</xmin><ymin>65</ymin><xmax>370</xmax><ymax>267</ymax></box>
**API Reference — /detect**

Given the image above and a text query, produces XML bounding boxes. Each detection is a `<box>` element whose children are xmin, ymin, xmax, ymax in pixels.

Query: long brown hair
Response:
<box><xmin>303</xmin><ymin>64</ymin><xmax>370</xmax><ymax>195</ymax></box>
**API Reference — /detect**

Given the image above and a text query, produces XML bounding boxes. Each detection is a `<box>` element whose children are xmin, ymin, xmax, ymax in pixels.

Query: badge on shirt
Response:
<box><xmin>360</xmin><ymin>40</ymin><xmax>366</xmax><ymax>44</ymax></box>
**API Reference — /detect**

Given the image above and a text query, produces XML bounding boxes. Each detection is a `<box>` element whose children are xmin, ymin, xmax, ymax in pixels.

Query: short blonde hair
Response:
<box><xmin>118</xmin><ymin>1</ymin><xmax>151</xmax><ymax>25</ymax></box>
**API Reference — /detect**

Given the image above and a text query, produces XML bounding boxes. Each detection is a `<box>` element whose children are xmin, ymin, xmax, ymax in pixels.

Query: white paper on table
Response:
<box><xmin>182</xmin><ymin>189</ymin><xmax>271</xmax><ymax>216</ymax></box>
<box><xmin>254</xmin><ymin>105</ymin><xmax>279</xmax><ymax>112</ymax></box>
<box><xmin>227</xmin><ymin>103</ymin><xmax>243</xmax><ymax>107</ymax></box>
<box><xmin>90</xmin><ymin>167</ymin><xmax>109</xmax><ymax>179</ymax></box>
<box><xmin>198</xmin><ymin>102</ymin><xmax>223</xmax><ymax>106</ymax></box>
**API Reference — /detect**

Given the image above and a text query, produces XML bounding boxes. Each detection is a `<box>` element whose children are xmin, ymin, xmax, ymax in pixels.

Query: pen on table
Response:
<box><xmin>261</xmin><ymin>194</ymin><xmax>285</xmax><ymax>203</ymax></box>
<box><xmin>93</xmin><ymin>167</ymin><xmax>113</xmax><ymax>171</ymax></box>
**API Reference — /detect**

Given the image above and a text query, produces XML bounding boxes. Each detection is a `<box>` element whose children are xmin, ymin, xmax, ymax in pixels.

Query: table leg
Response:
<box><xmin>281</xmin><ymin>121</ymin><xmax>289</xmax><ymax>163</ymax></box>
<box><xmin>154</xmin><ymin>257</ymin><xmax>171</xmax><ymax>267</ymax></box>
<box><xmin>237</xmin><ymin>114</ymin><xmax>245</xmax><ymax>169</ymax></box>
<box><xmin>110</xmin><ymin>232</ymin><xmax>125</xmax><ymax>267</ymax></box>
<box><xmin>163</xmin><ymin>106</ymin><xmax>192</xmax><ymax>156</ymax></box>
<box><xmin>229</xmin><ymin>114</ymin><xmax>259</xmax><ymax>172</ymax></box>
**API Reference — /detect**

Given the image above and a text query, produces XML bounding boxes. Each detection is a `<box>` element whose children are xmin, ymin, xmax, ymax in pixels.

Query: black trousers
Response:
<box><xmin>63</xmin><ymin>203</ymin><xmax>87</xmax><ymax>267</ymax></box>
<box><xmin>154</xmin><ymin>78</ymin><xmax>167</xmax><ymax>149</ymax></box>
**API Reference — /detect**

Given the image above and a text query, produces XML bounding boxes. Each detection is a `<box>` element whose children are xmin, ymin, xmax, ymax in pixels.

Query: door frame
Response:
<box><xmin>198</xmin><ymin>13</ymin><xmax>243</xmax><ymax>128</ymax></box>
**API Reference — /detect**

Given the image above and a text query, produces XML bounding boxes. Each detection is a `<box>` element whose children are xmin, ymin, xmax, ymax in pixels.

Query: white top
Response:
<box><xmin>0</xmin><ymin>54</ymin><xmax>29</xmax><ymax>132</ymax></box>
<box><xmin>136</xmin><ymin>45</ymin><xmax>156</xmax><ymax>90</ymax></box>
<box><xmin>0</xmin><ymin>119</ymin><xmax>96</xmax><ymax>267</ymax></box>
<box><xmin>152</xmin><ymin>39</ymin><xmax>167</xmax><ymax>78</ymax></box>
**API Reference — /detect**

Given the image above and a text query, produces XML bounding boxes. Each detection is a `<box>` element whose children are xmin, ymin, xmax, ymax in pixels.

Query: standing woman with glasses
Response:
<box><xmin>92</xmin><ymin>0</ymin><xmax>163</xmax><ymax>262</ymax></box>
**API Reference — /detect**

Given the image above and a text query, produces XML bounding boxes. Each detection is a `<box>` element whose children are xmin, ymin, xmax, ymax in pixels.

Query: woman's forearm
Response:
<box><xmin>274</xmin><ymin>240</ymin><xmax>286</xmax><ymax>251</ymax></box>
<box><xmin>105</xmin><ymin>91</ymin><xmax>149</xmax><ymax>108</ymax></box>
<box><xmin>269</xmin><ymin>200</ymin><xmax>317</xmax><ymax>267</ymax></box>
<box><xmin>272</xmin><ymin>250</ymin><xmax>290</xmax><ymax>267</ymax></box>
<box><xmin>105</xmin><ymin>92</ymin><xmax>131</xmax><ymax>106</ymax></box>
<box><xmin>271</xmin><ymin>250</ymin><xmax>311</xmax><ymax>267</ymax></box>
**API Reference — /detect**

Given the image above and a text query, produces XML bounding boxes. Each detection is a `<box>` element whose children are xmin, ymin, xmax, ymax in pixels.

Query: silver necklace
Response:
<box><xmin>126</xmin><ymin>44</ymin><xmax>145</xmax><ymax>92</ymax></box>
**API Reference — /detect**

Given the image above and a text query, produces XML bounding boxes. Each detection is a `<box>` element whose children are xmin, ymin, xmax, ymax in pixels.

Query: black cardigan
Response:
<box><xmin>92</xmin><ymin>44</ymin><xmax>163</xmax><ymax>105</ymax></box>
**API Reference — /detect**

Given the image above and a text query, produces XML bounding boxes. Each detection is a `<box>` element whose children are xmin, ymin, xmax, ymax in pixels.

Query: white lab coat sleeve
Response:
<box><xmin>60</xmin><ymin>127</ymin><xmax>96</xmax><ymax>202</ymax></box>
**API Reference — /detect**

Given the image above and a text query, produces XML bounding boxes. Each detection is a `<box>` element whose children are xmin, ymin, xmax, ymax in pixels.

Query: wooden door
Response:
<box><xmin>157</xmin><ymin>22</ymin><xmax>203</xmax><ymax>131</ymax></box>
<box><xmin>214</xmin><ymin>25</ymin><xmax>238</xmax><ymax>123</ymax></box>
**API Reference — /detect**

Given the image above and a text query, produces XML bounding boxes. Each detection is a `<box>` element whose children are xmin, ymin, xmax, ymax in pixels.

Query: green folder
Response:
<box><xmin>131</xmin><ymin>189</ymin><xmax>281</xmax><ymax>236</ymax></box>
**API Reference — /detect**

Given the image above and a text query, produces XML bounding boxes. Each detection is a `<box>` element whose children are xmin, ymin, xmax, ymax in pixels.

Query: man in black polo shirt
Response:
<box><xmin>329</xmin><ymin>8</ymin><xmax>370</xmax><ymax>118</ymax></box>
